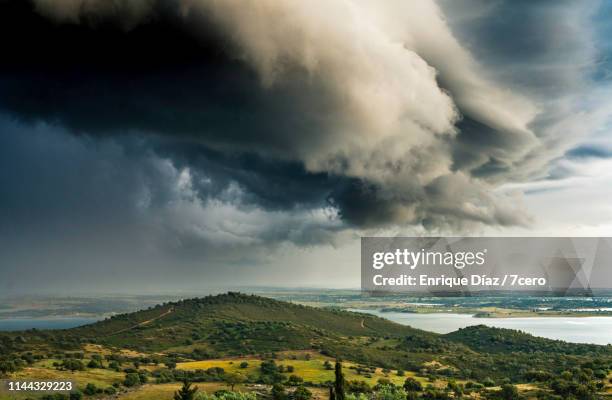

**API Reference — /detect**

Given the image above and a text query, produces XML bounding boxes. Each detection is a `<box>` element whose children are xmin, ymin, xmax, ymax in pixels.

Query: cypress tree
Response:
<box><xmin>334</xmin><ymin>360</ymin><xmax>345</xmax><ymax>400</ymax></box>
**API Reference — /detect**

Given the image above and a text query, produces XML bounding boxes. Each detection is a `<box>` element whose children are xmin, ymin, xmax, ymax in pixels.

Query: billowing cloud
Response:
<box><xmin>0</xmin><ymin>116</ymin><xmax>348</xmax><ymax>293</ymax></box>
<box><xmin>0</xmin><ymin>117</ymin><xmax>342</xmax><ymax>252</ymax></box>
<box><xmin>0</xmin><ymin>0</ymin><xmax>558</xmax><ymax>231</ymax></box>
<box><xmin>440</xmin><ymin>0</ymin><xmax>610</xmax><ymax>179</ymax></box>
<box><xmin>0</xmin><ymin>0</ymin><xmax>611</xmax><ymax>293</ymax></box>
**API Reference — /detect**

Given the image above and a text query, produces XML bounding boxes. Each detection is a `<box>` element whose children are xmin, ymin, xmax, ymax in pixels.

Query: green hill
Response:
<box><xmin>65</xmin><ymin>292</ymin><xmax>432</xmax><ymax>352</ymax></box>
<box><xmin>2</xmin><ymin>293</ymin><xmax>611</xmax><ymax>382</ymax></box>
<box><xmin>444</xmin><ymin>324</ymin><xmax>606</xmax><ymax>355</ymax></box>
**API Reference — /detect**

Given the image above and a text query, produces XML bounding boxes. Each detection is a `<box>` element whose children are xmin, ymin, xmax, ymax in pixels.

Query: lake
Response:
<box><xmin>0</xmin><ymin>317</ymin><xmax>99</xmax><ymax>331</ymax></box>
<box><xmin>351</xmin><ymin>309</ymin><xmax>612</xmax><ymax>345</ymax></box>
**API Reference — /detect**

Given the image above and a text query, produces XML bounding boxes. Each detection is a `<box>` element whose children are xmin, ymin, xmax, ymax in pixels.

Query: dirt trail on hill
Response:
<box><xmin>107</xmin><ymin>307</ymin><xmax>174</xmax><ymax>336</ymax></box>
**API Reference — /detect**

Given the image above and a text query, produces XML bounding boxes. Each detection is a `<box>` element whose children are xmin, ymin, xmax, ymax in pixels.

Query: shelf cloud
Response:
<box><xmin>0</xmin><ymin>0</ymin><xmax>610</xmax><ymax>292</ymax></box>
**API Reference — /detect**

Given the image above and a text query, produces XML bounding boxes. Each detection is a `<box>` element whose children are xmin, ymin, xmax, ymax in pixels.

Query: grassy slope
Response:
<box><xmin>65</xmin><ymin>293</ymin><xmax>434</xmax><ymax>353</ymax></box>
<box><xmin>2</xmin><ymin>293</ymin><xmax>611</xmax><ymax>384</ymax></box>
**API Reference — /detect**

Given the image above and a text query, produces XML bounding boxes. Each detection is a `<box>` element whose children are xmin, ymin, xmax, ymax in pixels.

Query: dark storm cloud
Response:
<box><xmin>0</xmin><ymin>115</ymin><xmax>345</xmax><ymax>294</ymax></box>
<box><xmin>0</xmin><ymin>0</ymin><xmax>540</xmax><ymax>231</ymax></box>
<box><xmin>0</xmin><ymin>0</ymin><xmax>315</xmax><ymax>154</ymax></box>
<box><xmin>0</xmin><ymin>0</ymin><xmax>608</xmax><ymax>237</ymax></box>
<box><xmin>0</xmin><ymin>0</ymin><xmax>346</xmax><ymax>220</ymax></box>
<box><xmin>0</xmin><ymin>115</ymin><xmax>340</xmax><ymax>249</ymax></box>
<box><xmin>160</xmin><ymin>143</ymin><xmax>341</xmax><ymax>212</ymax></box>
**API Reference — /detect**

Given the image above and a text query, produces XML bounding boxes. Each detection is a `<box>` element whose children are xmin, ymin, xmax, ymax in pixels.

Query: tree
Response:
<box><xmin>335</xmin><ymin>361</ymin><xmax>345</xmax><ymax>400</ymax></box>
<box><xmin>0</xmin><ymin>360</ymin><xmax>18</xmax><ymax>375</ymax></box>
<box><xmin>87</xmin><ymin>359</ymin><xmax>102</xmax><ymax>369</ymax></box>
<box><xmin>375</xmin><ymin>379</ymin><xmax>391</xmax><ymax>389</ymax></box>
<box><xmin>346</xmin><ymin>380</ymin><xmax>371</xmax><ymax>394</ymax></box>
<box><xmin>138</xmin><ymin>371</ymin><xmax>149</xmax><ymax>384</ymax></box>
<box><xmin>260</xmin><ymin>359</ymin><xmax>284</xmax><ymax>384</ymax></box>
<box><xmin>288</xmin><ymin>375</ymin><xmax>304</xmax><ymax>386</ymax></box>
<box><xmin>447</xmin><ymin>381</ymin><xmax>463</xmax><ymax>399</ymax></box>
<box><xmin>174</xmin><ymin>380</ymin><xmax>198</xmax><ymax>400</ymax></box>
<box><xmin>261</xmin><ymin>360</ymin><xmax>279</xmax><ymax>374</ymax></box>
<box><xmin>594</xmin><ymin>370</ymin><xmax>607</xmax><ymax>379</ymax></box>
<box><xmin>157</xmin><ymin>369</ymin><xmax>175</xmax><ymax>384</ymax></box>
<box><xmin>403</xmin><ymin>378</ymin><xmax>422</xmax><ymax>392</ymax></box>
<box><xmin>123</xmin><ymin>373</ymin><xmax>141</xmax><ymax>387</ymax></box>
<box><xmin>69</xmin><ymin>392</ymin><xmax>82</xmax><ymax>400</ymax></box>
<box><xmin>61</xmin><ymin>359</ymin><xmax>85</xmax><ymax>372</ymax></box>
<box><xmin>272</xmin><ymin>383</ymin><xmax>286</xmax><ymax>400</ymax></box>
<box><xmin>482</xmin><ymin>378</ymin><xmax>495</xmax><ymax>387</ymax></box>
<box><xmin>499</xmin><ymin>384</ymin><xmax>519</xmax><ymax>400</ymax></box>
<box><xmin>372</xmin><ymin>385</ymin><xmax>408</xmax><ymax>400</ymax></box>
<box><xmin>574</xmin><ymin>384</ymin><xmax>596</xmax><ymax>400</ymax></box>
<box><xmin>240</xmin><ymin>361</ymin><xmax>249</xmax><ymax>369</ymax></box>
<box><xmin>224</xmin><ymin>372</ymin><xmax>246</xmax><ymax>391</ymax></box>
<box><xmin>422</xmin><ymin>389</ymin><xmax>450</xmax><ymax>400</ymax></box>
<box><xmin>83</xmin><ymin>383</ymin><xmax>97</xmax><ymax>396</ymax></box>
<box><xmin>329</xmin><ymin>386</ymin><xmax>336</xmax><ymax>400</ymax></box>
<box><xmin>294</xmin><ymin>386</ymin><xmax>312</xmax><ymax>400</ymax></box>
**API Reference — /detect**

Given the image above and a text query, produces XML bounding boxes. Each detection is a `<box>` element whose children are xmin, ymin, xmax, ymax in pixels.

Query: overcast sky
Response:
<box><xmin>1</xmin><ymin>0</ymin><xmax>612</xmax><ymax>295</ymax></box>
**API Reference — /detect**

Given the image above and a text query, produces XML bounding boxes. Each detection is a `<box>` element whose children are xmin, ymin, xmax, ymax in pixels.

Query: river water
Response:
<box><xmin>351</xmin><ymin>309</ymin><xmax>612</xmax><ymax>345</ymax></box>
<box><xmin>0</xmin><ymin>317</ymin><xmax>100</xmax><ymax>331</ymax></box>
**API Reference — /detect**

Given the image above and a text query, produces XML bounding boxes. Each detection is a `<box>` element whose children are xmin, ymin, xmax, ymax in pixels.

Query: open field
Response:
<box><xmin>177</xmin><ymin>352</ymin><xmax>430</xmax><ymax>387</ymax></box>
